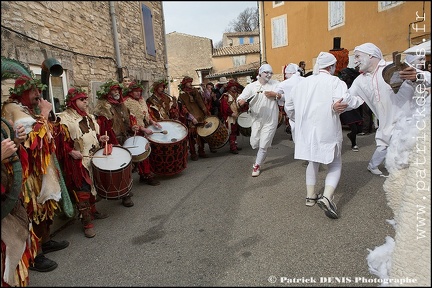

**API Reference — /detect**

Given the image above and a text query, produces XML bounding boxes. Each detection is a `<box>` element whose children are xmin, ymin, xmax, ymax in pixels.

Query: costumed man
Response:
<box><xmin>1</xmin><ymin>75</ymin><xmax>71</xmax><ymax>272</ymax></box>
<box><xmin>178</xmin><ymin>76</ymin><xmax>211</xmax><ymax>160</ymax></box>
<box><xmin>93</xmin><ymin>80</ymin><xmax>139</xmax><ymax>207</ymax></box>
<box><xmin>220</xmin><ymin>79</ymin><xmax>243</xmax><ymax>154</ymax></box>
<box><xmin>123</xmin><ymin>81</ymin><xmax>161</xmax><ymax>186</ymax></box>
<box><xmin>147</xmin><ymin>79</ymin><xmax>180</xmax><ymax>121</ymax></box>
<box><xmin>286</xmin><ymin>52</ymin><xmax>361</xmax><ymax>219</ymax></box>
<box><xmin>1</xmin><ymin>120</ymin><xmax>38</xmax><ymax>286</ymax></box>
<box><xmin>347</xmin><ymin>43</ymin><xmax>418</xmax><ymax>176</ymax></box>
<box><xmin>237</xmin><ymin>64</ymin><xmax>281</xmax><ymax>177</ymax></box>
<box><xmin>54</xmin><ymin>87</ymin><xmax>109</xmax><ymax>238</ymax></box>
<box><xmin>278</xmin><ymin>63</ymin><xmax>305</xmax><ymax>141</ymax></box>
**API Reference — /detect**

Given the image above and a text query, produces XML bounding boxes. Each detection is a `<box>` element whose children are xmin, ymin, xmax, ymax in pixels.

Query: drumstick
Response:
<box><xmin>153</xmin><ymin>130</ymin><xmax>168</xmax><ymax>134</ymax></box>
<box><xmin>104</xmin><ymin>131</ymin><xmax>108</xmax><ymax>155</ymax></box>
<box><xmin>133</xmin><ymin>129</ymin><xmax>137</xmax><ymax>145</ymax></box>
<box><xmin>83</xmin><ymin>155</ymin><xmax>107</xmax><ymax>158</ymax></box>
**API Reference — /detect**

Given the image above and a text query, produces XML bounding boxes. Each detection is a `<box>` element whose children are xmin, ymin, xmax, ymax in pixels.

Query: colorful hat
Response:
<box><xmin>65</xmin><ymin>87</ymin><xmax>88</xmax><ymax>105</ymax></box>
<box><xmin>225</xmin><ymin>79</ymin><xmax>239</xmax><ymax>91</ymax></box>
<box><xmin>9</xmin><ymin>75</ymin><xmax>46</xmax><ymax>98</ymax></box>
<box><xmin>96</xmin><ymin>79</ymin><xmax>122</xmax><ymax>99</ymax></box>
<box><xmin>151</xmin><ymin>79</ymin><xmax>168</xmax><ymax>93</ymax></box>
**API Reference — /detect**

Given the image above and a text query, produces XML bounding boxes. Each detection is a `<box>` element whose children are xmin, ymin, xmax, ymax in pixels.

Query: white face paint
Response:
<box><xmin>260</xmin><ymin>71</ymin><xmax>273</xmax><ymax>82</ymax></box>
<box><xmin>354</xmin><ymin>51</ymin><xmax>371</xmax><ymax>73</ymax></box>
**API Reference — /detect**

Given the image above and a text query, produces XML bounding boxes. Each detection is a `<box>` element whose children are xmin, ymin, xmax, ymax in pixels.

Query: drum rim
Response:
<box><xmin>147</xmin><ymin>119</ymin><xmax>188</xmax><ymax>144</ymax></box>
<box><xmin>91</xmin><ymin>146</ymin><xmax>132</xmax><ymax>170</ymax></box>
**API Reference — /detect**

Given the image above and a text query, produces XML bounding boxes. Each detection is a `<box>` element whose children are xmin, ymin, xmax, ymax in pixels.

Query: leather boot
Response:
<box><xmin>77</xmin><ymin>199</ymin><xmax>95</xmax><ymax>238</ymax></box>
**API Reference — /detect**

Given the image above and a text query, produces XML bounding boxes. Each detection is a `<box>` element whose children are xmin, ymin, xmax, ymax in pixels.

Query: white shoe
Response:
<box><xmin>352</xmin><ymin>145</ymin><xmax>359</xmax><ymax>152</ymax></box>
<box><xmin>367</xmin><ymin>165</ymin><xmax>382</xmax><ymax>175</ymax></box>
<box><xmin>252</xmin><ymin>164</ymin><xmax>260</xmax><ymax>177</ymax></box>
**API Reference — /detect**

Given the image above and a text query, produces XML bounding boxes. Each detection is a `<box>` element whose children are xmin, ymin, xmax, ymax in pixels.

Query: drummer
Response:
<box><xmin>94</xmin><ymin>80</ymin><xmax>150</xmax><ymax>207</ymax></box>
<box><xmin>178</xmin><ymin>76</ymin><xmax>212</xmax><ymax>160</ymax></box>
<box><xmin>220</xmin><ymin>79</ymin><xmax>243</xmax><ymax>154</ymax></box>
<box><xmin>147</xmin><ymin>79</ymin><xmax>180</xmax><ymax>121</ymax></box>
<box><xmin>123</xmin><ymin>81</ymin><xmax>162</xmax><ymax>186</ymax></box>
<box><xmin>54</xmin><ymin>87</ymin><xmax>109</xmax><ymax>238</ymax></box>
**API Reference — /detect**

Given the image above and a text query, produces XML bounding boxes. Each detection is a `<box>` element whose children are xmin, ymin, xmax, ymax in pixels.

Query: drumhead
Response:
<box><xmin>92</xmin><ymin>146</ymin><xmax>132</xmax><ymax>170</ymax></box>
<box><xmin>123</xmin><ymin>136</ymin><xmax>149</xmax><ymax>156</ymax></box>
<box><xmin>197</xmin><ymin>116</ymin><xmax>219</xmax><ymax>137</ymax></box>
<box><xmin>147</xmin><ymin>120</ymin><xmax>188</xmax><ymax>144</ymax></box>
<box><xmin>237</xmin><ymin>112</ymin><xmax>253</xmax><ymax>128</ymax></box>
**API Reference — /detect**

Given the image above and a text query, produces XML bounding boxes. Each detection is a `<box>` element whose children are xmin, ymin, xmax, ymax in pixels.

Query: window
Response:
<box><xmin>329</xmin><ymin>1</ymin><xmax>345</xmax><ymax>29</ymax></box>
<box><xmin>30</xmin><ymin>65</ymin><xmax>68</xmax><ymax>114</ymax></box>
<box><xmin>271</xmin><ymin>15</ymin><xmax>288</xmax><ymax>48</ymax></box>
<box><xmin>141</xmin><ymin>4</ymin><xmax>156</xmax><ymax>57</ymax></box>
<box><xmin>249</xmin><ymin>37</ymin><xmax>254</xmax><ymax>44</ymax></box>
<box><xmin>379</xmin><ymin>1</ymin><xmax>403</xmax><ymax>11</ymax></box>
<box><xmin>273</xmin><ymin>1</ymin><xmax>284</xmax><ymax>8</ymax></box>
<box><xmin>239</xmin><ymin>37</ymin><xmax>244</xmax><ymax>45</ymax></box>
<box><xmin>233</xmin><ymin>55</ymin><xmax>246</xmax><ymax>67</ymax></box>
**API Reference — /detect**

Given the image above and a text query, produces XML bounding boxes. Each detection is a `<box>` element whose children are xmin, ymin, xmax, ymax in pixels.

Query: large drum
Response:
<box><xmin>147</xmin><ymin>120</ymin><xmax>188</xmax><ymax>176</ymax></box>
<box><xmin>123</xmin><ymin>136</ymin><xmax>151</xmax><ymax>163</ymax></box>
<box><xmin>197</xmin><ymin>116</ymin><xmax>229</xmax><ymax>149</ymax></box>
<box><xmin>91</xmin><ymin>146</ymin><xmax>133</xmax><ymax>200</ymax></box>
<box><xmin>237</xmin><ymin>112</ymin><xmax>253</xmax><ymax>137</ymax></box>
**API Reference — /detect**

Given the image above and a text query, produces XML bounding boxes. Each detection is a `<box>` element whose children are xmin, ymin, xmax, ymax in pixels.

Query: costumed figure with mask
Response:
<box><xmin>286</xmin><ymin>52</ymin><xmax>361</xmax><ymax>219</ymax></box>
<box><xmin>277</xmin><ymin>63</ymin><xmax>305</xmax><ymax>140</ymax></box>
<box><xmin>237</xmin><ymin>64</ymin><xmax>281</xmax><ymax>177</ymax></box>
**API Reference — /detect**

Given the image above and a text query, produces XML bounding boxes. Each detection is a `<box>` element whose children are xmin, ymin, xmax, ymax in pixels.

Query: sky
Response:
<box><xmin>162</xmin><ymin>1</ymin><xmax>258</xmax><ymax>43</ymax></box>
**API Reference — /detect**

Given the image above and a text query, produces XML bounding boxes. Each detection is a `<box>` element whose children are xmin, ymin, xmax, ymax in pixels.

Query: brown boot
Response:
<box><xmin>84</xmin><ymin>227</ymin><xmax>96</xmax><ymax>238</ymax></box>
<box><xmin>122</xmin><ymin>195</ymin><xmax>134</xmax><ymax>207</ymax></box>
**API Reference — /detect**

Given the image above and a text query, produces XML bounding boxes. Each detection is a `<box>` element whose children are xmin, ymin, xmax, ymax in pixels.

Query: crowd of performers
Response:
<box><xmin>1</xmin><ymin>40</ymin><xmax>429</xmax><ymax>286</ymax></box>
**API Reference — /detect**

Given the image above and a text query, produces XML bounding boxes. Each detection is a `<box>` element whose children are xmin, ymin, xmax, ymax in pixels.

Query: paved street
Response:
<box><xmin>29</xmin><ymin>126</ymin><xmax>394</xmax><ymax>287</ymax></box>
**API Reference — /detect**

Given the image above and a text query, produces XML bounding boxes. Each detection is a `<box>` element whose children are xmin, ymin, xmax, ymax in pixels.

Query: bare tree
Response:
<box><xmin>226</xmin><ymin>7</ymin><xmax>259</xmax><ymax>32</ymax></box>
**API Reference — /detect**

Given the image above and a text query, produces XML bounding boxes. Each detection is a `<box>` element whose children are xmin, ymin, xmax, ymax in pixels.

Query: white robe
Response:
<box><xmin>237</xmin><ymin>79</ymin><xmax>280</xmax><ymax>149</ymax></box>
<box><xmin>276</xmin><ymin>74</ymin><xmax>305</xmax><ymax>141</ymax></box>
<box><xmin>286</xmin><ymin>70</ymin><xmax>359</xmax><ymax>164</ymax></box>
<box><xmin>348</xmin><ymin>59</ymin><xmax>416</xmax><ymax>147</ymax></box>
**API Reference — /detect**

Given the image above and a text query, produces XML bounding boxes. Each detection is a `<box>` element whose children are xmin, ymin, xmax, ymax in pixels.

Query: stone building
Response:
<box><xmin>165</xmin><ymin>32</ymin><xmax>213</xmax><ymax>97</ymax></box>
<box><xmin>1</xmin><ymin>1</ymin><xmax>167</xmax><ymax>111</ymax></box>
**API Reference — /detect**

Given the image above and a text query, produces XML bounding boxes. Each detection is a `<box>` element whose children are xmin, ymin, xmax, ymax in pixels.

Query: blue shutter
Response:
<box><xmin>141</xmin><ymin>4</ymin><xmax>156</xmax><ymax>56</ymax></box>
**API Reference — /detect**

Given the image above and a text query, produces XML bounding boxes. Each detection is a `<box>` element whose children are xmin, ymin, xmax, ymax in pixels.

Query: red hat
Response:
<box><xmin>66</xmin><ymin>87</ymin><xmax>88</xmax><ymax>106</ymax></box>
<box><xmin>225</xmin><ymin>79</ymin><xmax>239</xmax><ymax>91</ymax></box>
<box><xmin>9</xmin><ymin>75</ymin><xmax>46</xmax><ymax>98</ymax></box>
<box><xmin>181</xmin><ymin>76</ymin><xmax>193</xmax><ymax>86</ymax></box>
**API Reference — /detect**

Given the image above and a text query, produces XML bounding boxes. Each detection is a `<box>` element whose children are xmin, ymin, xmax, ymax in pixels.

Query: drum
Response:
<box><xmin>91</xmin><ymin>146</ymin><xmax>133</xmax><ymax>200</ymax></box>
<box><xmin>237</xmin><ymin>112</ymin><xmax>253</xmax><ymax>137</ymax></box>
<box><xmin>123</xmin><ymin>136</ymin><xmax>151</xmax><ymax>163</ymax></box>
<box><xmin>147</xmin><ymin>120</ymin><xmax>188</xmax><ymax>176</ymax></box>
<box><xmin>197</xmin><ymin>116</ymin><xmax>229</xmax><ymax>149</ymax></box>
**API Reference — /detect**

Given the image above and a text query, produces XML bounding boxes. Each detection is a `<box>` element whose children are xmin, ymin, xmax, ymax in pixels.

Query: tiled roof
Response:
<box><xmin>206</xmin><ymin>61</ymin><xmax>260</xmax><ymax>78</ymax></box>
<box><xmin>224</xmin><ymin>31</ymin><xmax>259</xmax><ymax>37</ymax></box>
<box><xmin>213</xmin><ymin>43</ymin><xmax>260</xmax><ymax>57</ymax></box>
<box><xmin>195</xmin><ymin>66</ymin><xmax>212</xmax><ymax>71</ymax></box>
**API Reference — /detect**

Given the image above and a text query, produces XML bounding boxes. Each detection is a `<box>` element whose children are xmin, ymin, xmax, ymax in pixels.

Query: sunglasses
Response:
<box><xmin>78</xmin><ymin>98</ymin><xmax>88</xmax><ymax>101</ymax></box>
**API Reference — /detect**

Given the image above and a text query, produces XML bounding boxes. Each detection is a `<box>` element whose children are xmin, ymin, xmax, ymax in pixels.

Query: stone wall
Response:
<box><xmin>1</xmin><ymin>1</ymin><xmax>167</xmax><ymax>104</ymax></box>
<box><xmin>166</xmin><ymin>32</ymin><xmax>213</xmax><ymax>97</ymax></box>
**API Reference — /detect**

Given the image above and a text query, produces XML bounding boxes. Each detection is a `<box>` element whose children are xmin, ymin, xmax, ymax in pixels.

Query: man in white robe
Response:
<box><xmin>348</xmin><ymin>43</ymin><xmax>418</xmax><ymax>176</ymax></box>
<box><xmin>286</xmin><ymin>52</ymin><xmax>361</xmax><ymax>219</ymax></box>
<box><xmin>276</xmin><ymin>63</ymin><xmax>304</xmax><ymax>141</ymax></box>
<box><xmin>237</xmin><ymin>64</ymin><xmax>281</xmax><ymax>177</ymax></box>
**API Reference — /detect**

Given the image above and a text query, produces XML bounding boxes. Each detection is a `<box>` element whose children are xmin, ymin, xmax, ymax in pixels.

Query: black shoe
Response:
<box><xmin>139</xmin><ymin>175</ymin><xmax>160</xmax><ymax>186</ymax></box>
<box><xmin>122</xmin><ymin>196</ymin><xmax>134</xmax><ymax>207</ymax></box>
<box><xmin>236</xmin><ymin>147</ymin><xmax>242</xmax><ymax>151</ymax></box>
<box><xmin>41</xmin><ymin>240</ymin><xmax>70</xmax><ymax>254</ymax></box>
<box><xmin>93</xmin><ymin>211</ymin><xmax>109</xmax><ymax>219</ymax></box>
<box><xmin>29</xmin><ymin>254</ymin><xmax>58</xmax><ymax>272</ymax></box>
<box><xmin>230</xmin><ymin>149</ymin><xmax>239</xmax><ymax>154</ymax></box>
